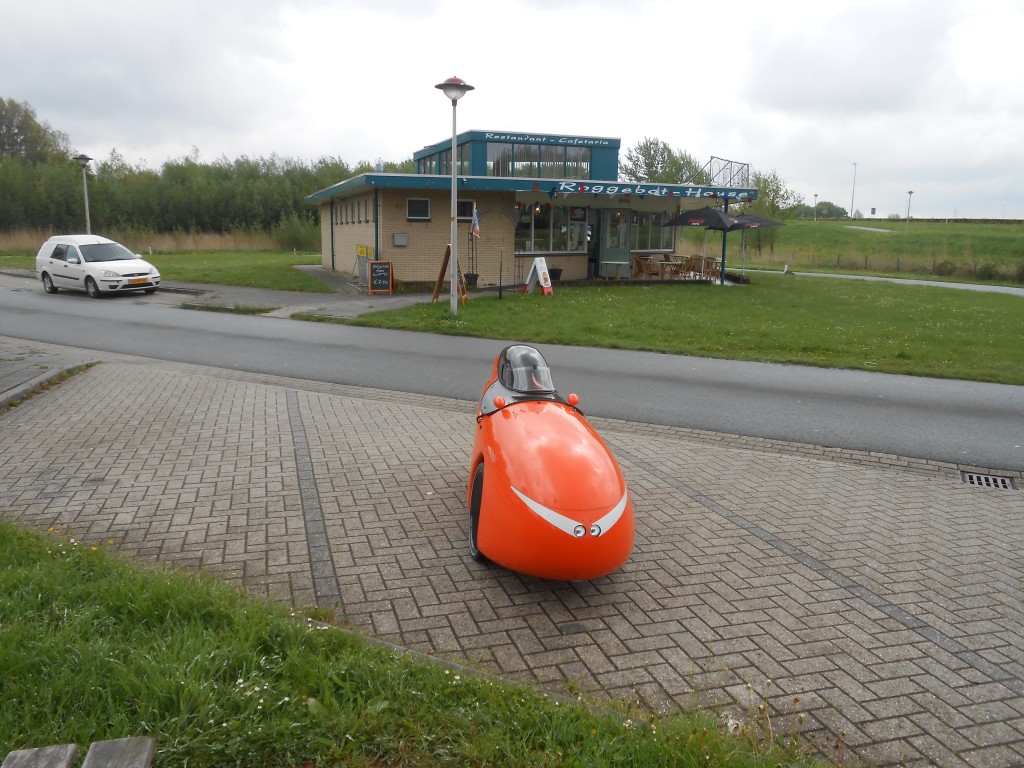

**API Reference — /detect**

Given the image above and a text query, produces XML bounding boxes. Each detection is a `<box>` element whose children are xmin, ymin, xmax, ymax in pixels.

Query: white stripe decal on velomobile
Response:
<box><xmin>592</xmin><ymin>490</ymin><xmax>628</xmax><ymax>536</ymax></box>
<box><xmin>511</xmin><ymin>486</ymin><xmax>629</xmax><ymax>538</ymax></box>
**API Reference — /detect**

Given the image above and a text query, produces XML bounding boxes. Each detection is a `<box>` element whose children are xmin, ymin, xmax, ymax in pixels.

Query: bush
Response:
<box><xmin>932</xmin><ymin>259</ymin><xmax>957</xmax><ymax>276</ymax></box>
<box><xmin>273</xmin><ymin>212</ymin><xmax>319</xmax><ymax>251</ymax></box>
<box><xmin>975</xmin><ymin>262</ymin><xmax>1003</xmax><ymax>281</ymax></box>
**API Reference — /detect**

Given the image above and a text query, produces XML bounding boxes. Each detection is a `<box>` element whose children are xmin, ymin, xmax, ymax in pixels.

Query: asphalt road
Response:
<box><xmin>2</xmin><ymin>274</ymin><xmax>1022</xmax><ymax>471</ymax></box>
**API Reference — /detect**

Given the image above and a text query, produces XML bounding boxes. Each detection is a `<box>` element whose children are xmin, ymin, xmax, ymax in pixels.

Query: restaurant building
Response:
<box><xmin>305</xmin><ymin>130</ymin><xmax>758</xmax><ymax>287</ymax></box>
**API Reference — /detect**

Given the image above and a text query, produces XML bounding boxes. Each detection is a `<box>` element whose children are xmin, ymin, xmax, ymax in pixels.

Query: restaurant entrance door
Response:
<box><xmin>599</xmin><ymin>209</ymin><xmax>630</xmax><ymax>278</ymax></box>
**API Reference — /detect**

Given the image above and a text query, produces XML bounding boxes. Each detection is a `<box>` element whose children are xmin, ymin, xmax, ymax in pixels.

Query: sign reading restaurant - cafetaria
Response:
<box><xmin>483</xmin><ymin>132</ymin><xmax>613</xmax><ymax>146</ymax></box>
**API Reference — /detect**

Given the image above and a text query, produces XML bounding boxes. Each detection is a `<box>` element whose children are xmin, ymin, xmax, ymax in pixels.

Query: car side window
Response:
<box><xmin>65</xmin><ymin>246</ymin><xmax>81</xmax><ymax>264</ymax></box>
<box><xmin>50</xmin><ymin>244</ymin><xmax>67</xmax><ymax>262</ymax></box>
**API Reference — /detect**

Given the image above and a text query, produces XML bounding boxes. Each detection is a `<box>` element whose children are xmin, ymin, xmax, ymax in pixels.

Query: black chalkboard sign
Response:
<box><xmin>368</xmin><ymin>260</ymin><xmax>393</xmax><ymax>294</ymax></box>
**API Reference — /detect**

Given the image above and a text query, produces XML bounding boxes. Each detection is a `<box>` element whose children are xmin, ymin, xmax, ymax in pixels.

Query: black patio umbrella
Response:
<box><xmin>662</xmin><ymin>206</ymin><xmax>740</xmax><ymax>230</ymax></box>
<box><xmin>662</xmin><ymin>206</ymin><xmax>742</xmax><ymax>285</ymax></box>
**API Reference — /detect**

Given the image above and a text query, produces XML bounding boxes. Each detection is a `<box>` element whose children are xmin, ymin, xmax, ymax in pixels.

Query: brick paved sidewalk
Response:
<box><xmin>0</xmin><ymin>354</ymin><xmax>1021</xmax><ymax>767</ymax></box>
<box><xmin>0</xmin><ymin>338</ymin><xmax>96</xmax><ymax>408</ymax></box>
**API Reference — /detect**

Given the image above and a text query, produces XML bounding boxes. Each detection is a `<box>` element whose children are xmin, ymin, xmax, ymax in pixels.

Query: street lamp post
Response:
<box><xmin>905</xmin><ymin>190</ymin><xmax>914</xmax><ymax>233</ymax></box>
<box><xmin>73</xmin><ymin>153</ymin><xmax>93</xmax><ymax>234</ymax></box>
<box><xmin>850</xmin><ymin>162</ymin><xmax>857</xmax><ymax>220</ymax></box>
<box><xmin>813</xmin><ymin>193</ymin><xmax>818</xmax><ymax>222</ymax></box>
<box><xmin>435</xmin><ymin>76</ymin><xmax>474</xmax><ymax>315</ymax></box>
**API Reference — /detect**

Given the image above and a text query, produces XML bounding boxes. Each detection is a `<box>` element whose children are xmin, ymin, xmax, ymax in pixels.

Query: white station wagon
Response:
<box><xmin>36</xmin><ymin>235</ymin><xmax>161</xmax><ymax>297</ymax></box>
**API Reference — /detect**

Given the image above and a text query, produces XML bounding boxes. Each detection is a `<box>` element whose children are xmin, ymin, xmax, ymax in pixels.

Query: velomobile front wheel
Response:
<box><xmin>469</xmin><ymin>463</ymin><xmax>488</xmax><ymax>563</ymax></box>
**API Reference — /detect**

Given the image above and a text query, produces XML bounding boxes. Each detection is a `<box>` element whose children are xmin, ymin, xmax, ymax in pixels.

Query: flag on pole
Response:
<box><xmin>472</xmin><ymin>205</ymin><xmax>481</xmax><ymax>238</ymax></box>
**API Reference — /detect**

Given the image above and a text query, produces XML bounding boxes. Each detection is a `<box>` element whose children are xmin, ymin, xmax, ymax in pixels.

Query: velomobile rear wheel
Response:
<box><xmin>469</xmin><ymin>463</ymin><xmax>488</xmax><ymax>563</ymax></box>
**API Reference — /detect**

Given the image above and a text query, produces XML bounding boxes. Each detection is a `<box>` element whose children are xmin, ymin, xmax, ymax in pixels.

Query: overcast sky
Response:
<box><xmin>5</xmin><ymin>0</ymin><xmax>1022</xmax><ymax>219</ymax></box>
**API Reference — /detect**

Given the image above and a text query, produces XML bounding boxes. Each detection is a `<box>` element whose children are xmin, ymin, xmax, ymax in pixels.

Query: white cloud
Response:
<box><xmin>3</xmin><ymin>0</ymin><xmax>1023</xmax><ymax>217</ymax></box>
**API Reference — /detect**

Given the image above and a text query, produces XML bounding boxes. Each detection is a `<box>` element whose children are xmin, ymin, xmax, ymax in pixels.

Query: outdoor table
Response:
<box><xmin>659</xmin><ymin>260</ymin><xmax>682</xmax><ymax>279</ymax></box>
<box><xmin>604</xmin><ymin>261</ymin><xmax>629</xmax><ymax>279</ymax></box>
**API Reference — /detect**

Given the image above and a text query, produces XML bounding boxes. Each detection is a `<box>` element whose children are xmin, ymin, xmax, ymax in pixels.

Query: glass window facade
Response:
<box><xmin>422</xmin><ymin>145</ymin><xmax>470</xmax><ymax>176</ymax></box>
<box><xmin>411</xmin><ymin>130</ymin><xmax>620</xmax><ymax>179</ymax></box>
<box><xmin>565</xmin><ymin>147</ymin><xmax>590</xmax><ymax>179</ymax></box>
<box><xmin>630</xmin><ymin>211</ymin><xmax>674</xmax><ymax>251</ymax></box>
<box><xmin>540</xmin><ymin>145</ymin><xmax>563</xmax><ymax>178</ymax></box>
<box><xmin>485</xmin><ymin>142</ymin><xmax>591</xmax><ymax>179</ymax></box>
<box><xmin>514</xmin><ymin>203</ymin><xmax>589</xmax><ymax>254</ymax></box>
<box><xmin>513</xmin><ymin>145</ymin><xmax>538</xmax><ymax>177</ymax></box>
<box><xmin>487</xmin><ymin>143</ymin><xmax>511</xmax><ymax>176</ymax></box>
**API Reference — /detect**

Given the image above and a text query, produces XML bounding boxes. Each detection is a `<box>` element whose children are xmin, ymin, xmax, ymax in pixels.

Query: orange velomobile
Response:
<box><xmin>467</xmin><ymin>344</ymin><xmax>634</xmax><ymax>580</ymax></box>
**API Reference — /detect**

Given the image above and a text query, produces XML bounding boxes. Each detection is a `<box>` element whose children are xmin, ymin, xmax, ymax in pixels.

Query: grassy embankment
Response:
<box><xmin>688</xmin><ymin>218</ymin><xmax>1024</xmax><ymax>282</ymax></box>
<box><xmin>0</xmin><ymin>523</ymin><xmax>825</xmax><ymax>768</ymax></box>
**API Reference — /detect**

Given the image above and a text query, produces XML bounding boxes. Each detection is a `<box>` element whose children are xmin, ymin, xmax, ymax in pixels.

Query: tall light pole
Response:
<box><xmin>73</xmin><ymin>153</ymin><xmax>93</xmax><ymax>234</ymax></box>
<box><xmin>850</xmin><ymin>162</ymin><xmax>857</xmax><ymax>220</ymax></box>
<box><xmin>813</xmin><ymin>193</ymin><xmax>818</xmax><ymax>222</ymax></box>
<box><xmin>435</xmin><ymin>76</ymin><xmax>474</xmax><ymax>315</ymax></box>
<box><xmin>905</xmin><ymin>190</ymin><xmax>913</xmax><ymax>233</ymax></box>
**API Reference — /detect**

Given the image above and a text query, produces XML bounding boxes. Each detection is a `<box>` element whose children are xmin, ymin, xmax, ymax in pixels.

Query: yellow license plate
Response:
<box><xmin>129</xmin><ymin>278</ymin><xmax>147</xmax><ymax>285</ymax></box>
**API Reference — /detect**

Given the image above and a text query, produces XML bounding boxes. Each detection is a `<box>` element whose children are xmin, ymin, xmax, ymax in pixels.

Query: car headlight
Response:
<box><xmin>100</xmin><ymin>270</ymin><xmax>118</xmax><ymax>278</ymax></box>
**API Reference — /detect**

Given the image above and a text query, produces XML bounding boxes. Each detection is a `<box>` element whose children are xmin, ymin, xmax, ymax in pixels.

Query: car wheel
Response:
<box><xmin>469</xmin><ymin>463</ymin><xmax>488</xmax><ymax>563</ymax></box>
<box><xmin>85</xmin><ymin>277</ymin><xmax>101</xmax><ymax>298</ymax></box>
<box><xmin>41</xmin><ymin>273</ymin><xmax>58</xmax><ymax>294</ymax></box>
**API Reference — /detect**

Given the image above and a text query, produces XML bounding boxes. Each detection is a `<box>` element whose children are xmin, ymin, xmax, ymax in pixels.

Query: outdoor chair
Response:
<box><xmin>683</xmin><ymin>256</ymin><xmax>703</xmax><ymax>279</ymax></box>
<box><xmin>660</xmin><ymin>258</ymin><xmax>685</xmax><ymax>280</ymax></box>
<box><xmin>633</xmin><ymin>256</ymin><xmax>658</xmax><ymax>280</ymax></box>
<box><xmin>667</xmin><ymin>256</ymin><xmax>701</xmax><ymax>280</ymax></box>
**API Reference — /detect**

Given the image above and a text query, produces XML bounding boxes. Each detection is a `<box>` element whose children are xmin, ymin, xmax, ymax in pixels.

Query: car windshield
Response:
<box><xmin>504</xmin><ymin>345</ymin><xmax>555</xmax><ymax>393</ymax></box>
<box><xmin>80</xmin><ymin>242</ymin><xmax>136</xmax><ymax>263</ymax></box>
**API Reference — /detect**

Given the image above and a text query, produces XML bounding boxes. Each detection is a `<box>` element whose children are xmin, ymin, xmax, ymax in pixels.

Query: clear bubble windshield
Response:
<box><xmin>503</xmin><ymin>345</ymin><xmax>555</xmax><ymax>393</ymax></box>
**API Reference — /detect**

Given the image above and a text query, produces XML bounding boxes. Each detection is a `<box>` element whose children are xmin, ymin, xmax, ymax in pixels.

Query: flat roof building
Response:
<box><xmin>305</xmin><ymin>130</ymin><xmax>758</xmax><ymax>288</ymax></box>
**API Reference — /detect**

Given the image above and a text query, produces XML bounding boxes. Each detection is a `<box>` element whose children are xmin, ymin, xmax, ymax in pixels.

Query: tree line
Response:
<box><xmin>3</xmin><ymin>98</ymin><xmax>823</xmax><ymax>251</ymax></box>
<box><xmin>620</xmin><ymin>137</ymin><xmax>851</xmax><ymax>218</ymax></box>
<box><xmin>0</xmin><ymin>98</ymin><xmax>411</xmax><ymax>242</ymax></box>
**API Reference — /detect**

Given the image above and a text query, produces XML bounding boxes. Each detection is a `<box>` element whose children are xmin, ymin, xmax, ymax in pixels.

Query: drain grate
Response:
<box><xmin>962</xmin><ymin>472</ymin><xmax>1017</xmax><ymax>490</ymax></box>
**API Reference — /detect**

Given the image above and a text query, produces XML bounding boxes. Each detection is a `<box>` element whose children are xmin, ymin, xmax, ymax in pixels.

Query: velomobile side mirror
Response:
<box><xmin>567</xmin><ymin>393</ymin><xmax>579</xmax><ymax>407</ymax></box>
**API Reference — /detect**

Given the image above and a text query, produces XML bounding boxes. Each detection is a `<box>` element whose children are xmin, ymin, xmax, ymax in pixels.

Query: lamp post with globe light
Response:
<box><xmin>906</xmin><ymin>190</ymin><xmax>913</xmax><ymax>233</ymax></box>
<box><xmin>435</xmin><ymin>76</ymin><xmax>474</xmax><ymax>315</ymax></box>
<box><xmin>73</xmin><ymin>154</ymin><xmax>93</xmax><ymax>234</ymax></box>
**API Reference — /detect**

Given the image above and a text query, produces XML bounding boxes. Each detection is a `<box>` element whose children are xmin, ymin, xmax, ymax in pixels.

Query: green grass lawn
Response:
<box><xmin>699</xmin><ymin>219</ymin><xmax>1024</xmax><ymax>281</ymax></box>
<box><xmin>325</xmin><ymin>274</ymin><xmax>1024</xmax><ymax>386</ymax></box>
<box><xmin>0</xmin><ymin>253</ymin><xmax>39</xmax><ymax>270</ymax></box>
<box><xmin>152</xmin><ymin>251</ymin><xmax>329</xmax><ymax>292</ymax></box>
<box><xmin>0</xmin><ymin>250</ymin><xmax>329</xmax><ymax>292</ymax></box>
<box><xmin>4</xmin><ymin>247</ymin><xmax>1020</xmax><ymax>384</ymax></box>
<box><xmin>0</xmin><ymin>523</ymin><xmax>824</xmax><ymax>768</ymax></box>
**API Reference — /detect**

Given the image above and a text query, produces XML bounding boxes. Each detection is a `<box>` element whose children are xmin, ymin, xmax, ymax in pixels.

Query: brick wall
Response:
<box><xmin>319</xmin><ymin>190</ymin><xmax>593</xmax><ymax>287</ymax></box>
